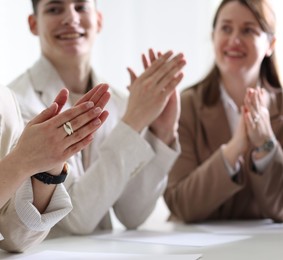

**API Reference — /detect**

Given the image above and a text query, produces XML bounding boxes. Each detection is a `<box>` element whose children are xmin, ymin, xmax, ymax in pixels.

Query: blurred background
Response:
<box><xmin>1</xmin><ymin>0</ymin><xmax>282</xmax><ymax>92</ymax></box>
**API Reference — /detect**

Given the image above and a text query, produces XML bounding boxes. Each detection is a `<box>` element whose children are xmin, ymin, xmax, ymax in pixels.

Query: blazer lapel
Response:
<box><xmin>199</xmin><ymin>100</ymin><xmax>231</xmax><ymax>152</ymax></box>
<box><xmin>30</xmin><ymin>56</ymin><xmax>72</xmax><ymax>110</ymax></box>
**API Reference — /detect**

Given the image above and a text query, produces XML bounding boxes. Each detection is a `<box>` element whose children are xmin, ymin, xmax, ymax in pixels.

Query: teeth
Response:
<box><xmin>59</xmin><ymin>33</ymin><xmax>81</xmax><ymax>39</ymax></box>
<box><xmin>225</xmin><ymin>51</ymin><xmax>244</xmax><ymax>57</ymax></box>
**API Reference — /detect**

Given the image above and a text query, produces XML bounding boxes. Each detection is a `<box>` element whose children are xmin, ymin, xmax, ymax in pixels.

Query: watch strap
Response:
<box><xmin>255</xmin><ymin>137</ymin><xmax>276</xmax><ymax>153</ymax></box>
<box><xmin>32</xmin><ymin>163</ymin><xmax>68</xmax><ymax>185</ymax></box>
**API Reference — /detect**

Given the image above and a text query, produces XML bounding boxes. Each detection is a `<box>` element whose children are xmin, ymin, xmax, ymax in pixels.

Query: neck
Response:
<box><xmin>221</xmin><ymin>73</ymin><xmax>258</xmax><ymax>109</ymax></box>
<box><xmin>48</xmin><ymin>55</ymin><xmax>92</xmax><ymax>94</ymax></box>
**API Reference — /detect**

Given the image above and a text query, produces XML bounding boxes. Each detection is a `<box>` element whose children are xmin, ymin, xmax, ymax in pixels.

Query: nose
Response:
<box><xmin>61</xmin><ymin>6</ymin><xmax>80</xmax><ymax>26</ymax></box>
<box><xmin>229</xmin><ymin>31</ymin><xmax>241</xmax><ymax>45</ymax></box>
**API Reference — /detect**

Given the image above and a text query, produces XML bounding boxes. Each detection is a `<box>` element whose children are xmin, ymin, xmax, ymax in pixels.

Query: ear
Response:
<box><xmin>96</xmin><ymin>11</ymin><xmax>103</xmax><ymax>33</ymax></box>
<box><xmin>266</xmin><ymin>35</ymin><xmax>276</xmax><ymax>57</ymax></box>
<box><xmin>28</xmin><ymin>14</ymin><xmax>38</xmax><ymax>36</ymax></box>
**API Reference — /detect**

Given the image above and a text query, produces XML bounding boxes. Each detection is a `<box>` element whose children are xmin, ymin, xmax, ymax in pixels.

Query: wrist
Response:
<box><xmin>223</xmin><ymin>141</ymin><xmax>243</xmax><ymax>167</ymax></box>
<box><xmin>253</xmin><ymin>136</ymin><xmax>276</xmax><ymax>159</ymax></box>
<box><xmin>149</xmin><ymin>126</ymin><xmax>177</xmax><ymax>146</ymax></box>
<box><xmin>32</xmin><ymin>163</ymin><xmax>69</xmax><ymax>185</ymax></box>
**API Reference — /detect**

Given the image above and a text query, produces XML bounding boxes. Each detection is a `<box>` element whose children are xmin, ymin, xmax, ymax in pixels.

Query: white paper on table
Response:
<box><xmin>93</xmin><ymin>230</ymin><xmax>250</xmax><ymax>247</ymax></box>
<box><xmin>11</xmin><ymin>251</ymin><xmax>202</xmax><ymax>260</ymax></box>
<box><xmin>195</xmin><ymin>219</ymin><xmax>283</xmax><ymax>234</ymax></box>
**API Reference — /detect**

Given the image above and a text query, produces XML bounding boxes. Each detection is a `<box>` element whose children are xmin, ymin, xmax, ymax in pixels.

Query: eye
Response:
<box><xmin>221</xmin><ymin>24</ymin><xmax>232</xmax><ymax>34</ymax></box>
<box><xmin>45</xmin><ymin>6</ymin><xmax>63</xmax><ymax>15</ymax></box>
<box><xmin>75</xmin><ymin>4</ymin><xmax>89</xmax><ymax>12</ymax></box>
<box><xmin>243</xmin><ymin>27</ymin><xmax>255</xmax><ymax>35</ymax></box>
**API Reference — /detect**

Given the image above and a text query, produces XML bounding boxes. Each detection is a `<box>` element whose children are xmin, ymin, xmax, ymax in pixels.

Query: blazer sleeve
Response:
<box><xmin>0</xmin><ymin>179</ymin><xmax>72</xmax><ymax>252</ymax></box>
<box><xmin>56</xmin><ymin>122</ymin><xmax>157</xmax><ymax>234</ymax></box>
<box><xmin>247</xmin><ymin>138</ymin><xmax>283</xmax><ymax>222</ymax></box>
<box><xmin>112</xmin><ymin>129</ymin><xmax>180</xmax><ymax>229</ymax></box>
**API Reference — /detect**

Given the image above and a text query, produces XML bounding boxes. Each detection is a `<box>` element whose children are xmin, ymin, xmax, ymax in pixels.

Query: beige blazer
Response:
<box><xmin>164</xmin><ymin>82</ymin><xmax>283</xmax><ymax>223</ymax></box>
<box><xmin>9</xmin><ymin>56</ymin><xmax>180</xmax><ymax>237</ymax></box>
<box><xmin>0</xmin><ymin>86</ymin><xmax>72</xmax><ymax>252</ymax></box>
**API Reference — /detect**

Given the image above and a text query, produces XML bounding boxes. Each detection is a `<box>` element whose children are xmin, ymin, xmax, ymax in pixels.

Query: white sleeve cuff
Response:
<box><xmin>253</xmin><ymin>145</ymin><xmax>276</xmax><ymax>172</ymax></box>
<box><xmin>221</xmin><ymin>145</ymin><xmax>240</xmax><ymax>178</ymax></box>
<box><xmin>15</xmin><ymin>179</ymin><xmax>72</xmax><ymax>231</ymax></box>
<box><xmin>0</xmin><ymin>233</ymin><xmax>3</xmax><ymax>241</ymax></box>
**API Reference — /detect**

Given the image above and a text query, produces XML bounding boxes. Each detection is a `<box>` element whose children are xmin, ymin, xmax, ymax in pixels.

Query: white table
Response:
<box><xmin>1</xmin><ymin>220</ymin><xmax>283</xmax><ymax>259</ymax></box>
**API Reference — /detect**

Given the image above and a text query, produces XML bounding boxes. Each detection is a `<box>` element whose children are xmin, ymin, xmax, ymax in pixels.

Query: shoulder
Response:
<box><xmin>180</xmin><ymin>82</ymin><xmax>205</xmax><ymax>110</ymax></box>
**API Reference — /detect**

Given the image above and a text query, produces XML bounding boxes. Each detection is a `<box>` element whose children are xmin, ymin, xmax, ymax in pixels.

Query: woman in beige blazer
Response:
<box><xmin>0</xmin><ymin>85</ymin><xmax>109</xmax><ymax>252</ymax></box>
<box><xmin>165</xmin><ymin>0</ymin><xmax>283</xmax><ymax>223</ymax></box>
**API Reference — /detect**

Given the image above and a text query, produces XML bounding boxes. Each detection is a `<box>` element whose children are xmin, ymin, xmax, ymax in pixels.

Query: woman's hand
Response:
<box><xmin>244</xmin><ymin>88</ymin><xmax>274</xmax><ymax>147</ymax></box>
<box><xmin>11</xmin><ymin>86</ymin><xmax>110</xmax><ymax>177</ymax></box>
<box><xmin>223</xmin><ymin>107</ymin><xmax>249</xmax><ymax>167</ymax></box>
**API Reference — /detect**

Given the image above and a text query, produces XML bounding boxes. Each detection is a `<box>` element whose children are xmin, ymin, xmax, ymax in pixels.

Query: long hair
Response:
<box><xmin>200</xmin><ymin>0</ymin><xmax>281</xmax><ymax>106</ymax></box>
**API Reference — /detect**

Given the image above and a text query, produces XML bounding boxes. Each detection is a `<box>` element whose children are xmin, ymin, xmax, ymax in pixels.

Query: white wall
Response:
<box><xmin>0</xmin><ymin>0</ymin><xmax>220</xmax><ymax>92</ymax></box>
<box><xmin>1</xmin><ymin>1</ymin><xmax>283</xmax><ymax>92</ymax></box>
<box><xmin>0</xmin><ymin>0</ymin><xmax>283</xmax><ymax>92</ymax></box>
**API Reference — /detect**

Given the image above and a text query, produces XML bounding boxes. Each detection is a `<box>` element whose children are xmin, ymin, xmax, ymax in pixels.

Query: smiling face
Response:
<box><xmin>29</xmin><ymin>0</ymin><xmax>102</xmax><ymax>62</ymax></box>
<box><xmin>212</xmin><ymin>1</ymin><xmax>274</xmax><ymax>81</ymax></box>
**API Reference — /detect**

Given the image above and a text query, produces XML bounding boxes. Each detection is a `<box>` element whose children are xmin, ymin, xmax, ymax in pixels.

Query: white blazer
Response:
<box><xmin>9</xmin><ymin>56</ymin><xmax>180</xmax><ymax>237</ymax></box>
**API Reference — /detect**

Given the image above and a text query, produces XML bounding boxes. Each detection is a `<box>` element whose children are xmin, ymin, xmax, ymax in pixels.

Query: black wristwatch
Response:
<box><xmin>32</xmin><ymin>163</ymin><xmax>68</xmax><ymax>185</ymax></box>
<box><xmin>255</xmin><ymin>138</ymin><xmax>276</xmax><ymax>153</ymax></box>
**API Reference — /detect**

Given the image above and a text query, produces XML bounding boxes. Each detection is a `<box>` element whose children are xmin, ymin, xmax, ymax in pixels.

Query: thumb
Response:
<box><xmin>29</xmin><ymin>102</ymin><xmax>59</xmax><ymax>125</ymax></box>
<box><xmin>53</xmin><ymin>88</ymin><xmax>68</xmax><ymax>115</ymax></box>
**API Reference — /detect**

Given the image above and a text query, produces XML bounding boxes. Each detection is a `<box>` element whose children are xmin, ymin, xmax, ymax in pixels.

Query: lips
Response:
<box><xmin>224</xmin><ymin>50</ymin><xmax>246</xmax><ymax>58</ymax></box>
<box><xmin>56</xmin><ymin>31</ymin><xmax>85</xmax><ymax>40</ymax></box>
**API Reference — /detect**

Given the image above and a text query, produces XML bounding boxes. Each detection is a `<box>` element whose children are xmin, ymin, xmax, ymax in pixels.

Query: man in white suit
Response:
<box><xmin>10</xmin><ymin>0</ymin><xmax>186</xmax><ymax>237</ymax></box>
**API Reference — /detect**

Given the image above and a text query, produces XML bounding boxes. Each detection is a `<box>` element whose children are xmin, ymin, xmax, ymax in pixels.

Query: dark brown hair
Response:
<box><xmin>31</xmin><ymin>0</ymin><xmax>97</xmax><ymax>14</ymax></box>
<box><xmin>200</xmin><ymin>0</ymin><xmax>281</xmax><ymax>106</ymax></box>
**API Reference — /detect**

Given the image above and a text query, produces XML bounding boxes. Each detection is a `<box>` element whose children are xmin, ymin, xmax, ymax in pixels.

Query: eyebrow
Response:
<box><xmin>45</xmin><ymin>0</ymin><xmax>90</xmax><ymax>5</ymax></box>
<box><xmin>220</xmin><ymin>19</ymin><xmax>258</xmax><ymax>26</ymax></box>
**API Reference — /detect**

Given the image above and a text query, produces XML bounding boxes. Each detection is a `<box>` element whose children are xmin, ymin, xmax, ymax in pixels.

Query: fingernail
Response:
<box><xmin>94</xmin><ymin>107</ymin><xmax>102</xmax><ymax>114</ymax></box>
<box><xmin>86</xmin><ymin>102</ymin><xmax>94</xmax><ymax>108</ymax></box>
<box><xmin>93</xmin><ymin>118</ymin><xmax>101</xmax><ymax>126</ymax></box>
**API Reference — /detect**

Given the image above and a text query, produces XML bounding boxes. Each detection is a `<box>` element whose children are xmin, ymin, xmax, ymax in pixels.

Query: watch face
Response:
<box><xmin>263</xmin><ymin>140</ymin><xmax>275</xmax><ymax>152</ymax></box>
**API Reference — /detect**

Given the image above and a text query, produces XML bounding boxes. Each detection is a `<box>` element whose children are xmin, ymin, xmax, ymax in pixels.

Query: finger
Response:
<box><xmin>64</xmin><ymin>124</ymin><xmax>101</xmax><ymax>159</ymax></box>
<box><xmin>95</xmin><ymin>91</ymin><xmax>111</xmax><ymax>110</ymax></box>
<box><xmin>75</xmin><ymin>84</ymin><xmax>105</xmax><ymax>106</ymax></box>
<box><xmin>161</xmin><ymin>72</ymin><xmax>184</xmax><ymax>95</ymax></box>
<box><xmin>149</xmin><ymin>49</ymin><xmax>157</xmax><ymax>63</ymax></box>
<box><xmin>29</xmin><ymin>102</ymin><xmax>59</xmax><ymax>125</ymax></box>
<box><xmin>127</xmin><ymin>67</ymin><xmax>137</xmax><ymax>84</ymax></box>
<box><xmin>62</xmin><ymin>106</ymin><xmax>103</xmax><ymax>138</ymax></box>
<box><xmin>139</xmin><ymin>50</ymin><xmax>173</xmax><ymax>80</ymax></box>
<box><xmin>244</xmin><ymin>106</ymin><xmax>256</xmax><ymax>130</ymax></box>
<box><xmin>98</xmin><ymin>110</ymin><xmax>109</xmax><ymax>125</ymax></box>
<box><xmin>156</xmin><ymin>53</ymin><xmax>186</xmax><ymax>87</ymax></box>
<box><xmin>53</xmin><ymin>88</ymin><xmax>69</xmax><ymax>115</ymax></box>
<box><xmin>88</xmin><ymin>84</ymin><xmax>109</xmax><ymax>105</ymax></box>
<box><xmin>155</xmin><ymin>55</ymin><xmax>186</xmax><ymax>90</ymax></box>
<box><xmin>142</xmin><ymin>54</ymin><xmax>149</xmax><ymax>70</ymax></box>
<box><xmin>51</xmin><ymin>101</ymin><xmax>95</xmax><ymax>128</ymax></box>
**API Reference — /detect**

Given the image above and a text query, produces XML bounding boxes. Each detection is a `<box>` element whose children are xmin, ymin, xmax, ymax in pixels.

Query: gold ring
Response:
<box><xmin>63</xmin><ymin>122</ymin><xmax>74</xmax><ymax>136</ymax></box>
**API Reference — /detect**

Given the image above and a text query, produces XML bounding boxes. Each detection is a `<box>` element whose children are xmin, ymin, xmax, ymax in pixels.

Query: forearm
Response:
<box><xmin>0</xmin><ymin>153</ymin><xmax>28</xmax><ymax>208</ymax></box>
<box><xmin>56</xmin><ymin>122</ymin><xmax>155</xmax><ymax>235</ymax></box>
<box><xmin>114</xmin><ymin>131</ymin><xmax>179</xmax><ymax>229</ymax></box>
<box><xmin>165</xmin><ymin>149</ymin><xmax>243</xmax><ymax>222</ymax></box>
